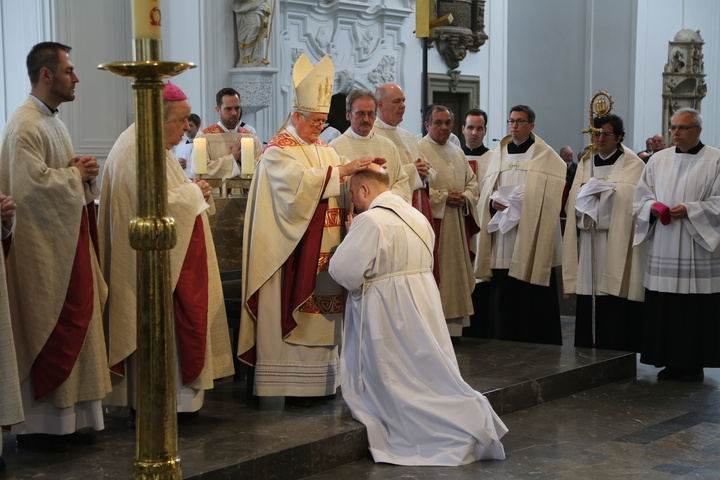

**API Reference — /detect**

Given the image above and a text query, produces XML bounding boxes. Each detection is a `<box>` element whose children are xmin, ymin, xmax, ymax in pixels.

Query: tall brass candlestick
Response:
<box><xmin>99</xmin><ymin>35</ymin><xmax>195</xmax><ymax>479</ymax></box>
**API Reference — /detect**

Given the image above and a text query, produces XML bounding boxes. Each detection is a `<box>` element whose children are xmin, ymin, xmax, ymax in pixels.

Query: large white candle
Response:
<box><xmin>193</xmin><ymin>138</ymin><xmax>207</xmax><ymax>176</ymax></box>
<box><xmin>241</xmin><ymin>136</ymin><xmax>255</xmax><ymax>175</ymax></box>
<box><xmin>132</xmin><ymin>0</ymin><xmax>162</xmax><ymax>39</ymax></box>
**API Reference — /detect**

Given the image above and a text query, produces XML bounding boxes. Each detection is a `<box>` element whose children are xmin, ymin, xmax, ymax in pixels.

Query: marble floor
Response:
<box><xmin>305</xmin><ymin>361</ymin><xmax>720</xmax><ymax>480</ymax></box>
<box><xmin>1</xmin><ymin>319</ymin><xmax>718</xmax><ymax>479</ymax></box>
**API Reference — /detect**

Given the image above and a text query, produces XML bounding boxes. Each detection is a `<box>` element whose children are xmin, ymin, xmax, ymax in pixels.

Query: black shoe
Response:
<box><xmin>177</xmin><ymin>411</ymin><xmax>199</xmax><ymax>423</ymax></box>
<box><xmin>0</xmin><ymin>456</ymin><xmax>6</xmax><ymax>470</ymax></box>
<box><xmin>657</xmin><ymin>367</ymin><xmax>681</xmax><ymax>380</ymax></box>
<box><xmin>63</xmin><ymin>431</ymin><xmax>97</xmax><ymax>445</ymax></box>
<box><xmin>679</xmin><ymin>368</ymin><xmax>704</xmax><ymax>382</ymax></box>
<box><xmin>16</xmin><ymin>434</ymin><xmax>69</xmax><ymax>453</ymax></box>
<box><xmin>127</xmin><ymin>407</ymin><xmax>136</xmax><ymax>429</ymax></box>
<box><xmin>285</xmin><ymin>396</ymin><xmax>321</xmax><ymax>408</ymax></box>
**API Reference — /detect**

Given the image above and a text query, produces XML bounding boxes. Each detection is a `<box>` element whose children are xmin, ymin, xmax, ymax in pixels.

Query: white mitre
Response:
<box><xmin>291</xmin><ymin>53</ymin><xmax>334</xmax><ymax>113</ymax></box>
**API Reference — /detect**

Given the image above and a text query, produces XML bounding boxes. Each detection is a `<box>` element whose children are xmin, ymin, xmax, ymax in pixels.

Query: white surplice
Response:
<box><xmin>329</xmin><ymin>192</ymin><xmax>507</xmax><ymax>466</ymax></box>
<box><xmin>633</xmin><ymin>145</ymin><xmax>720</xmax><ymax>293</ymax></box>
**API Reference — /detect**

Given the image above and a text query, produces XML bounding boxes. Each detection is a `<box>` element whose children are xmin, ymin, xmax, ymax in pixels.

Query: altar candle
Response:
<box><xmin>193</xmin><ymin>138</ymin><xmax>207</xmax><ymax>176</ymax></box>
<box><xmin>132</xmin><ymin>0</ymin><xmax>162</xmax><ymax>39</ymax></box>
<box><xmin>241</xmin><ymin>136</ymin><xmax>255</xmax><ymax>175</ymax></box>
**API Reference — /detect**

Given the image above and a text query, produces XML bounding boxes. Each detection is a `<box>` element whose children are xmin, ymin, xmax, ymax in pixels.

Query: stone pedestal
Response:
<box><xmin>229</xmin><ymin>67</ymin><xmax>279</xmax><ymax>142</ymax></box>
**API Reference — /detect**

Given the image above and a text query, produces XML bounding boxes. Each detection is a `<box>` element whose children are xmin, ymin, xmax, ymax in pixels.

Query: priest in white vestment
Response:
<box><xmin>330</xmin><ymin>89</ymin><xmax>411</xmax><ymax>205</ymax></box>
<box><xmin>419</xmin><ymin>105</ymin><xmax>479</xmax><ymax>338</ymax></box>
<box><xmin>461</xmin><ymin>109</ymin><xmax>494</xmax><ymax>338</ymax></box>
<box><xmin>372</xmin><ymin>83</ymin><xmax>436</xmax><ymax>224</ymax></box>
<box><xmin>0</xmin><ymin>192</ymin><xmax>23</xmax><ymax>465</ymax></box>
<box><xmin>0</xmin><ymin>42</ymin><xmax>110</xmax><ymax>453</ymax></box>
<box><xmin>633</xmin><ymin>108</ymin><xmax>720</xmax><ymax>382</ymax></box>
<box><xmin>563</xmin><ymin>114</ymin><xmax>646</xmax><ymax>351</ymax></box>
<box><xmin>329</xmin><ymin>165</ymin><xmax>506</xmax><ymax>466</ymax></box>
<box><xmin>238</xmin><ymin>54</ymin><xmax>378</xmax><ymax>403</ymax></box>
<box><xmin>99</xmin><ymin>84</ymin><xmax>234</xmax><ymax>415</ymax></box>
<box><xmin>193</xmin><ymin>87</ymin><xmax>263</xmax><ymax>179</ymax></box>
<box><xmin>477</xmin><ymin>105</ymin><xmax>566</xmax><ymax>345</ymax></box>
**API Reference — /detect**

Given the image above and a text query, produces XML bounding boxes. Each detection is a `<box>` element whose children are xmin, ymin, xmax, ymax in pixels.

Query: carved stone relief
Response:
<box><xmin>277</xmin><ymin>0</ymin><xmax>412</xmax><ymax>109</ymax></box>
<box><xmin>662</xmin><ymin>29</ymin><xmax>707</xmax><ymax>144</ymax></box>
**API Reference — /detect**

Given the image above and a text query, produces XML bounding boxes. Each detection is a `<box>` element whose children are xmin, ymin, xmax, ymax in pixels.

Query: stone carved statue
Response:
<box><xmin>661</xmin><ymin>29</ymin><xmax>706</xmax><ymax>145</ymax></box>
<box><xmin>234</xmin><ymin>0</ymin><xmax>271</xmax><ymax>67</ymax></box>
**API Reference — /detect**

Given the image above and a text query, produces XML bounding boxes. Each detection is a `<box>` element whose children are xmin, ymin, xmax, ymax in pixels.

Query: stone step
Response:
<box><xmin>0</xmin><ymin>339</ymin><xmax>636</xmax><ymax>480</ymax></box>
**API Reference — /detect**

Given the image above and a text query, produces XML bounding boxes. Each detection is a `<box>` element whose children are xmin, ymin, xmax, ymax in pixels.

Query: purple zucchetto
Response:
<box><xmin>163</xmin><ymin>82</ymin><xmax>187</xmax><ymax>101</ymax></box>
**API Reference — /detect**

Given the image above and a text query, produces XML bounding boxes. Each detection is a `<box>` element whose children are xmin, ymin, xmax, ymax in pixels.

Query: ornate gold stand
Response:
<box><xmin>580</xmin><ymin>91</ymin><xmax>614</xmax><ymax>348</ymax></box>
<box><xmin>99</xmin><ymin>38</ymin><xmax>195</xmax><ymax>480</ymax></box>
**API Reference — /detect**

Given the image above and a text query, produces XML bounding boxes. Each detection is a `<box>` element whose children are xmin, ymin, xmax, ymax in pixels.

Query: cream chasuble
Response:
<box><xmin>420</xmin><ymin>137</ymin><xmax>478</xmax><ymax>321</ymax></box>
<box><xmin>372</xmin><ymin>121</ymin><xmax>437</xmax><ymax>198</ymax></box>
<box><xmin>99</xmin><ymin>124</ymin><xmax>234</xmax><ymax>406</ymax></box>
<box><xmin>0</xmin><ymin>97</ymin><xmax>109</xmax><ymax>435</ymax></box>
<box><xmin>194</xmin><ymin>124</ymin><xmax>263</xmax><ymax>179</ymax></box>
<box><xmin>330</xmin><ymin>128</ymin><xmax>411</xmax><ymax>204</ymax></box>
<box><xmin>239</xmin><ymin>128</ymin><xmax>347</xmax><ymax>396</ymax></box>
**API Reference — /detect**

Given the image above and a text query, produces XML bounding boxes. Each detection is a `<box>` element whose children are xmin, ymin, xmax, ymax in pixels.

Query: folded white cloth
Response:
<box><xmin>487</xmin><ymin>185</ymin><xmax>525</xmax><ymax>234</ymax></box>
<box><xmin>574</xmin><ymin>177</ymin><xmax>615</xmax><ymax>223</ymax></box>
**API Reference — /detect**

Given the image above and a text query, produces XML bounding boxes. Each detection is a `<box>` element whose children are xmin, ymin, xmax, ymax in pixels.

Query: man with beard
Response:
<box><xmin>194</xmin><ymin>87</ymin><xmax>262</xmax><ymax>178</ymax></box>
<box><xmin>0</xmin><ymin>41</ymin><xmax>110</xmax><ymax>453</ymax></box>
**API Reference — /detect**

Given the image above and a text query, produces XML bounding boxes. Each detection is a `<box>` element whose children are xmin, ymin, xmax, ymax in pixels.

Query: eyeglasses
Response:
<box><xmin>668</xmin><ymin>125</ymin><xmax>699</xmax><ymax>132</ymax></box>
<box><xmin>350</xmin><ymin>111</ymin><xmax>376</xmax><ymax>119</ymax></box>
<box><xmin>593</xmin><ymin>131</ymin><xmax>615</xmax><ymax>137</ymax></box>
<box><xmin>300</xmin><ymin>113</ymin><xmax>327</xmax><ymax>128</ymax></box>
<box><xmin>507</xmin><ymin>119</ymin><xmax>529</xmax><ymax>125</ymax></box>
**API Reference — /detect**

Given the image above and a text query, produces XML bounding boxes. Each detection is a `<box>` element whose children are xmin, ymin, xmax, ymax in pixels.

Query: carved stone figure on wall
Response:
<box><xmin>367</xmin><ymin>55</ymin><xmax>396</xmax><ymax>87</ymax></box>
<box><xmin>234</xmin><ymin>0</ymin><xmax>271</xmax><ymax>67</ymax></box>
<box><xmin>661</xmin><ymin>29</ymin><xmax>706</xmax><ymax>145</ymax></box>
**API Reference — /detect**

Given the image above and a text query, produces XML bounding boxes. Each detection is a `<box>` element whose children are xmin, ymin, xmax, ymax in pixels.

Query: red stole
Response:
<box><xmin>173</xmin><ymin>216</ymin><xmax>209</xmax><ymax>385</ymax></box>
<box><xmin>239</xmin><ymin>168</ymin><xmax>333</xmax><ymax>366</ymax></box>
<box><xmin>33</xmin><ymin>205</ymin><xmax>95</xmax><ymax>400</ymax></box>
<box><xmin>280</xmin><ymin>169</ymin><xmax>333</xmax><ymax>337</ymax></box>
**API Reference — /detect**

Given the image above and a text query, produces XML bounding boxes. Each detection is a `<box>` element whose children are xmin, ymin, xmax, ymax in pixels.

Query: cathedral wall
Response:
<box><xmin>0</xmin><ymin>1</ymin><xmax>718</xmax><ymax>166</ymax></box>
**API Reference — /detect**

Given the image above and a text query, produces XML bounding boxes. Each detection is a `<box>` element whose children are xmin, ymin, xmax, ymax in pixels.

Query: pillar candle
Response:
<box><xmin>132</xmin><ymin>0</ymin><xmax>162</xmax><ymax>39</ymax></box>
<box><xmin>241</xmin><ymin>136</ymin><xmax>255</xmax><ymax>175</ymax></box>
<box><xmin>193</xmin><ymin>138</ymin><xmax>207</xmax><ymax>176</ymax></box>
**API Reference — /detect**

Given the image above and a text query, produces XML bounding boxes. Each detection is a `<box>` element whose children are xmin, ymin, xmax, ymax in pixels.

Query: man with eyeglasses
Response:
<box><xmin>330</xmin><ymin>89</ymin><xmax>411</xmax><ymax>204</ymax></box>
<box><xmin>633</xmin><ymin>107</ymin><xmax>720</xmax><ymax>383</ymax></box>
<box><xmin>239</xmin><ymin>55</ymin><xmax>378</xmax><ymax>406</ymax></box>
<box><xmin>563</xmin><ymin>114</ymin><xmax>645</xmax><ymax>351</ymax></box>
<box><xmin>476</xmin><ymin>105</ymin><xmax>566</xmax><ymax>345</ymax></box>
<box><xmin>419</xmin><ymin>105</ymin><xmax>479</xmax><ymax>340</ymax></box>
<box><xmin>373</xmin><ymin>83</ymin><xmax>436</xmax><ymax>227</ymax></box>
